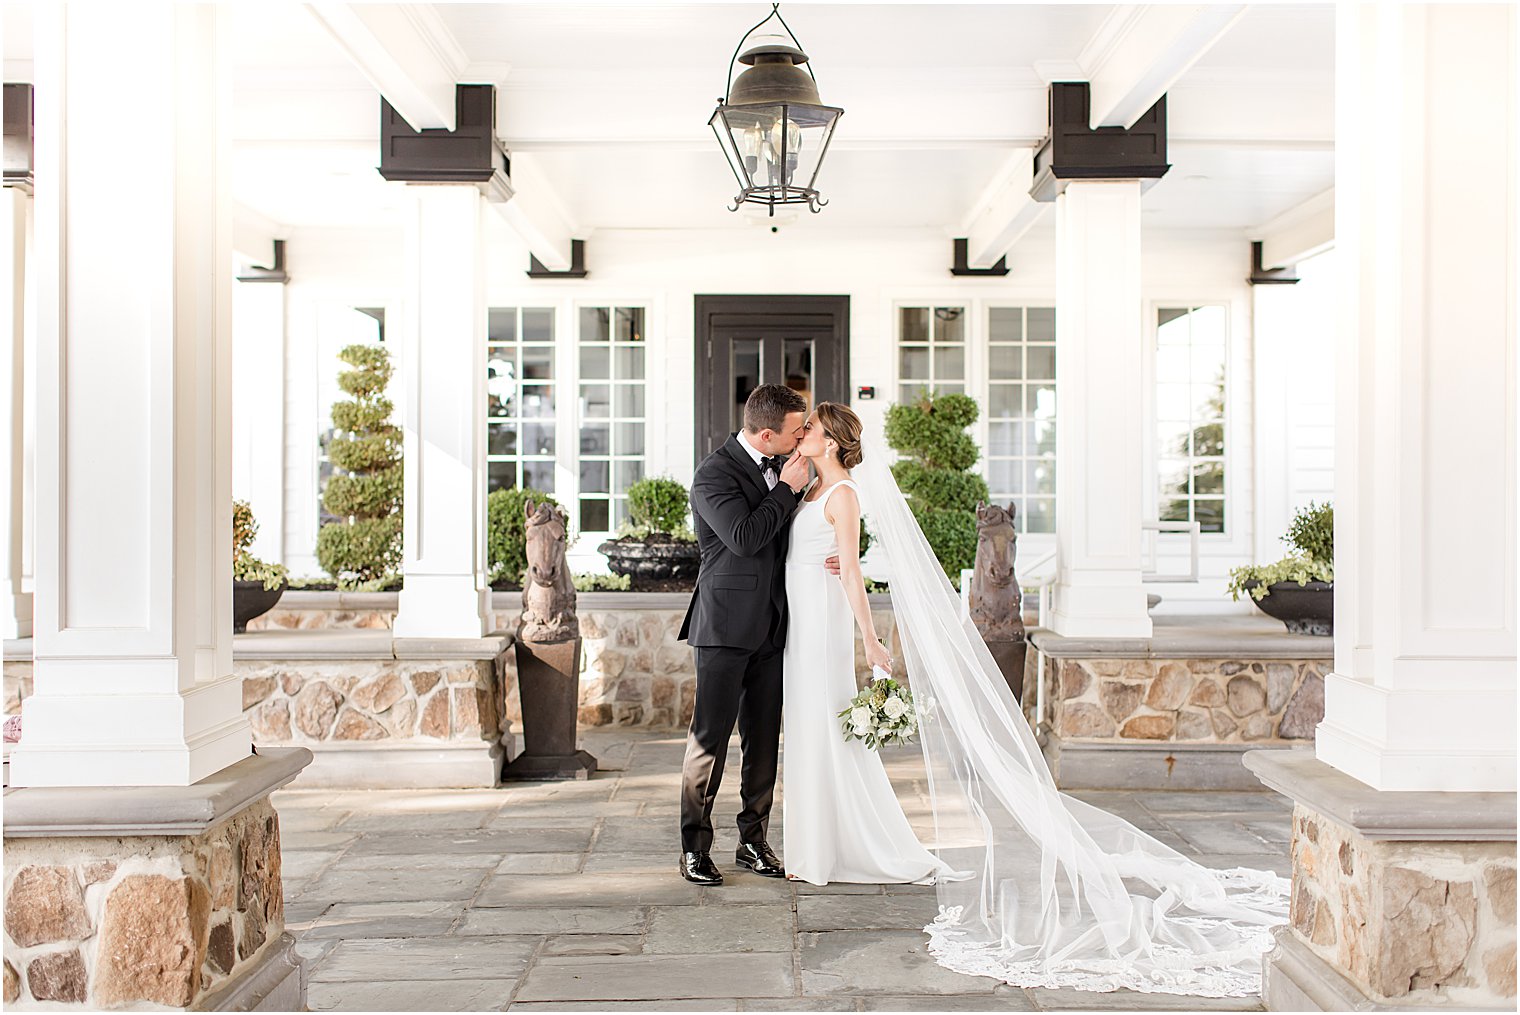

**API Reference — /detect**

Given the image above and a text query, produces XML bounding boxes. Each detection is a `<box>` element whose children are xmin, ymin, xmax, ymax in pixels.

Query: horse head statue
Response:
<box><xmin>521</xmin><ymin>499</ymin><xmax>578</xmax><ymax>642</ymax></box>
<box><xmin>969</xmin><ymin>502</ymin><xmax>1025</xmax><ymax>643</ymax></box>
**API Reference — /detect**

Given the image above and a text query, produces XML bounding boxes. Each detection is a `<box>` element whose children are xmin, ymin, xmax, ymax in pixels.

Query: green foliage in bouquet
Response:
<box><xmin>487</xmin><ymin>487</ymin><xmax>561</xmax><ymax>585</ymax></box>
<box><xmin>1228</xmin><ymin>501</ymin><xmax>1335</xmax><ymax>602</ymax></box>
<box><xmin>621</xmin><ymin>477</ymin><xmax>695</xmax><ymax>541</ymax></box>
<box><xmin>884</xmin><ymin>391</ymin><xmax>989</xmax><ymax>584</ymax></box>
<box><xmin>317</xmin><ymin>344</ymin><xmax>402</xmax><ymax>586</ymax></box>
<box><xmin>838</xmin><ymin>674</ymin><xmax>919</xmax><ymax>751</ymax></box>
<box><xmin>233</xmin><ymin>500</ymin><xmax>288</xmax><ymax>591</ymax></box>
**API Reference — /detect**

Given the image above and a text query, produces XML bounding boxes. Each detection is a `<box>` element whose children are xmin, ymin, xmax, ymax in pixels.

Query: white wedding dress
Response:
<box><xmin>780</xmin><ymin>478</ymin><xmax>943</xmax><ymax>886</ymax></box>
<box><xmin>777</xmin><ymin>434</ymin><xmax>1289</xmax><ymax>997</ymax></box>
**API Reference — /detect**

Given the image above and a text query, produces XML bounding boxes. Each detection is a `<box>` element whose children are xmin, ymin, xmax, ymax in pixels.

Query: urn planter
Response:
<box><xmin>598</xmin><ymin>536</ymin><xmax>701</xmax><ymax>582</ymax></box>
<box><xmin>1245</xmin><ymin>580</ymin><xmax>1333</xmax><ymax>636</ymax></box>
<box><xmin>233</xmin><ymin>580</ymin><xmax>286</xmax><ymax>633</ymax></box>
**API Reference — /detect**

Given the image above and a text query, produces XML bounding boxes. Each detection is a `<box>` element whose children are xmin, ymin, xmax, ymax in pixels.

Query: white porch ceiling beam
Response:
<box><xmin>304</xmin><ymin>3</ymin><xmax>467</xmax><ymax>131</ymax></box>
<box><xmin>1252</xmin><ymin>187</ymin><xmax>1334</xmax><ymax>268</ymax></box>
<box><xmin>1080</xmin><ymin>5</ymin><xmax>1248</xmax><ymax>129</ymax></box>
<box><xmin>958</xmin><ymin>148</ymin><xmax>1049</xmax><ymax>270</ymax></box>
<box><xmin>488</xmin><ymin>153</ymin><xmax>577</xmax><ymax>272</ymax></box>
<box><xmin>232</xmin><ymin>203</ymin><xmax>287</xmax><ymax>268</ymax></box>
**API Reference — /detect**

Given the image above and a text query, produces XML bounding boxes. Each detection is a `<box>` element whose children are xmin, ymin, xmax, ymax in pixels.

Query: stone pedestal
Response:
<box><xmin>1246</xmin><ymin>750</ymin><xmax>1517</xmax><ymax>1011</ymax></box>
<box><xmin>984</xmin><ymin>639</ymin><xmax>1026</xmax><ymax>702</ymax></box>
<box><xmin>2</xmin><ymin>748</ymin><xmax>312</xmax><ymax>1011</ymax></box>
<box><xmin>504</xmin><ymin>638</ymin><xmax>597</xmax><ymax>780</ymax></box>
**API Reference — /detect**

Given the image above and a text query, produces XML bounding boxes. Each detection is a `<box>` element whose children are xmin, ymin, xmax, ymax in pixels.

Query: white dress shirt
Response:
<box><xmin>738</xmin><ymin>430</ymin><xmax>777</xmax><ymax>489</ymax></box>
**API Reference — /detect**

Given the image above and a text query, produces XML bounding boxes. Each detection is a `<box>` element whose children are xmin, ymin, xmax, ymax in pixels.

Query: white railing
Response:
<box><xmin>1141</xmin><ymin>519</ymin><xmax>1202</xmax><ymax>582</ymax></box>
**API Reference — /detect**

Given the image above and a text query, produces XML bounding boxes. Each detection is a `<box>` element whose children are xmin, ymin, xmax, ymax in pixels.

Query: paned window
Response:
<box><xmin>487</xmin><ymin>307</ymin><xmax>557</xmax><ymax>495</ymax></box>
<box><xmin>1155</xmin><ymin>305</ymin><xmax>1227</xmax><ymax>533</ymax></box>
<box><xmin>577</xmin><ymin>307</ymin><xmax>646</xmax><ymax>534</ymax></box>
<box><xmin>985</xmin><ymin>307</ymin><xmax>1056</xmax><ymax>533</ymax></box>
<box><xmin>897</xmin><ymin>306</ymin><xmax>966</xmax><ymax>402</ymax></box>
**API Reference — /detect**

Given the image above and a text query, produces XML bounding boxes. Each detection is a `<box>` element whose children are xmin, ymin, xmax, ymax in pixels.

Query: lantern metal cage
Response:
<box><xmin>709</xmin><ymin>4</ymin><xmax>843</xmax><ymax>215</ymax></box>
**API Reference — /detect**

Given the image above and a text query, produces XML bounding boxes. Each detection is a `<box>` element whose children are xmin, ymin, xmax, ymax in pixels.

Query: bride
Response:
<box><xmin>781</xmin><ymin>401</ymin><xmax>1288</xmax><ymax>996</ymax></box>
<box><xmin>782</xmin><ymin>401</ymin><xmax>945</xmax><ymax>885</ymax></box>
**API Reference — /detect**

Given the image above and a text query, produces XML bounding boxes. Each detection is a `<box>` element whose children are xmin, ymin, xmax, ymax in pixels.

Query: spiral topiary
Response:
<box><xmin>884</xmin><ymin>390</ymin><xmax>989</xmax><ymax>585</ymax></box>
<box><xmin>316</xmin><ymin>344</ymin><xmax>402</xmax><ymax>586</ymax></box>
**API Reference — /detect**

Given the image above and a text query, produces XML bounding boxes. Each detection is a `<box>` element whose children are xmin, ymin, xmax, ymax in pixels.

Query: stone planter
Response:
<box><xmin>1246</xmin><ymin>580</ymin><xmax>1334</xmax><ymax>636</ymax></box>
<box><xmin>233</xmin><ymin>579</ymin><xmax>286</xmax><ymax>634</ymax></box>
<box><xmin>597</xmin><ymin>536</ymin><xmax>701</xmax><ymax>581</ymax></box>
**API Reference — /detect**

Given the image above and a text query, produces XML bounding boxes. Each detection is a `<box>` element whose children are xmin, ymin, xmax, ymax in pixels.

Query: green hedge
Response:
<box><xmin>627</xmin><ymin>477</ymin><xmax>690</xmax><ymax>536</ymax></box>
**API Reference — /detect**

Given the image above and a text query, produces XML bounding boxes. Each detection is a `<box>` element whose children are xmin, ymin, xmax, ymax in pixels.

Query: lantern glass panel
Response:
<box><xmin>712</xmin><ymin>101</ymin><xmax>841</xmax><ymax>205</ymax></box>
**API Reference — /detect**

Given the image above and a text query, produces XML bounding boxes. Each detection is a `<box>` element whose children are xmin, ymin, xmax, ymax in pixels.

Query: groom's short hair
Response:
<box><xmin>744</xmin><ymin>384</ymin><xmax>808</xmax><ymax>434</ymax></box>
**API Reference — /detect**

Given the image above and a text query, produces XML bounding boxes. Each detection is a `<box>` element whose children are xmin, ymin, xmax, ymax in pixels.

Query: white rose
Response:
<box><xmin>883</xmin><ymin>696</ymin><xmax>906</xmax><ymax>720</ymax></box>
<box><xmin>850</xmin><ymin>706</ymin><xmax>871</xmax><ymax>728</ymax></box>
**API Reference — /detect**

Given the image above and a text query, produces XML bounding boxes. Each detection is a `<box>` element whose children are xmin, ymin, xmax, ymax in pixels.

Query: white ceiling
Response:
<box><xmin>7</xmin><ymin>2</ymin><xmax>1337</xmax><ymax>237</ymax></box>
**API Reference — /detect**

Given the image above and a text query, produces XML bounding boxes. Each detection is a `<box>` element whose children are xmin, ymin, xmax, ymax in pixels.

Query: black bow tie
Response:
<box><xmin>760</xmin><ymin>454</ymin><xmax>786</xmax><ymax>475</ymax></box>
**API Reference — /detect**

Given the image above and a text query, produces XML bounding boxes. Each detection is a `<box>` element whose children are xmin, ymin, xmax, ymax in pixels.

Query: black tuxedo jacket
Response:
<box><xmin>678</xmin><ymin>433</ymin><xmax>803</xmax><ymax>650</ymax></box>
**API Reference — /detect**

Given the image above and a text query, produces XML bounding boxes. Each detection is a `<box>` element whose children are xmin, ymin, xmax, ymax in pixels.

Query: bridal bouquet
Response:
<box><xmin>838</xmin><ymin>666</ymin><xmax>919</xmax><ymax>750</ymax></box>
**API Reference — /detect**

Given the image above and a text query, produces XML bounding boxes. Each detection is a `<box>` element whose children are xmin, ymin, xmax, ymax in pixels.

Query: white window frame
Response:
<box><xmin>886</xmin><ymin>292</ymin><xmax>1062</xmax><ymax>559</ymax></box>
<box><xmin>1141</xmin><ymin>293</ymin><xmax>1254</xmax><ymax>564</ymax></box>
<box><xmin>480</xmin><ymin>293</ymin><xmax>662</xmax><ymax>572</ymax></box>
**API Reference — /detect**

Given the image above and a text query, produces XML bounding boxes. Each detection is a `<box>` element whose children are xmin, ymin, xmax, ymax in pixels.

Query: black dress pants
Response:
<box><xmin>678</xmin><ymin>639</ymin><xmax>784</xmax><ymax>853</ymax></box>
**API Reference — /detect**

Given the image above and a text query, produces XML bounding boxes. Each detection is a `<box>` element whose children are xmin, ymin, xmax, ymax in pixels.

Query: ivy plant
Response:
<box><xmin>233</xmin><ymin>500</ymin><xmax>288</xmax><ymax>591</ymax></box>
<box><xmin>1228</xmin><ymin>501</ymin><xmax>1335</xmax><ymax>601</ymax></box>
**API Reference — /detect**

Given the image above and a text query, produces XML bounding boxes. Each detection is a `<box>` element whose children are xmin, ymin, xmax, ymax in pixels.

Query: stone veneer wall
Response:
<box><xmin>241</xmin><ymin>598</ymin><xmax>897</xmax><ymax>731</ymax></box>
<box><xmin>236</xmin><ymin>658</ymin><xmax>505</xmax><ymax>748</ymax></box>
<box><xmin>1032</xmin><ymin>653</ymin><xmax>1327</xmax><ymax>745</ymax></box>
<box><xmin>1287</xmin><ymin>805</ymin><xmax>1516</xmax><ymax>1006</ymax></box>
<box><xmin>2</xmin><ymin>799</ymin><xmax>283</xmax><ymax>1009</ymax></box>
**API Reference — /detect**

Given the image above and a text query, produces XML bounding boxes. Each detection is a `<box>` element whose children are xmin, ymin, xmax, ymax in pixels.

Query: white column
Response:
<box><xmin>2</xmin><ymin>186</ymin><xmax>32</xmax><ymax>640</ymax></box>
<box><xmin>1050</xmin><ymin>179</ymin><xmax>1152</xmax><ymax>639</ymax></box>
<box><xmin>10</xmin><ymin>3</ymin><xmax>250</xmax><ymax>787</ymax></box>
<box><xmin>392</xmin><ymin>185</ymin><xmax>490</xmax><ymax>639</ymax></box>
<box><xmin>231</xmin><ymin>279</ymin><xmax>287</xmax><ymax>565</ymax></box>
<box><xmin>1316</xmin><ymin>3</ymin><xmax>1516</xmax><ymax>792</ymax></box>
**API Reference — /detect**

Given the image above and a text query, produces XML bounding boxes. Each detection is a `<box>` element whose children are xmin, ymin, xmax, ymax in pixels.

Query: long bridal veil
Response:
<box><xmin>855</xmin><ymin>430</ymin><xmax>1288</xmax><ymax>996</ymax></box>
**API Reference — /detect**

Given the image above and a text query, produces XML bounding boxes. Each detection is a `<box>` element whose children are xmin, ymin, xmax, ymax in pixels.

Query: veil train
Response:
<box><xmin>854</xmin><ymin>429</ymin><xmax>1288</xmax><ymax>996</ymax></box>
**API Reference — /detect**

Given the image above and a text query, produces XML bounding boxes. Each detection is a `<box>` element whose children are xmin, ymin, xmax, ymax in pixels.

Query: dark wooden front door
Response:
<box><xmin>694</xmin><ymin>295</ymin><xmax>850</xmax><ymax>461</ymax></box>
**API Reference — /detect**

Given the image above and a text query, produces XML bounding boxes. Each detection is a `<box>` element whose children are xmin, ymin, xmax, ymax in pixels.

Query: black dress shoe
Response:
<box><xmin>736</xmin><ymin>841</ymin><xmax>785</xmax><ymax>878</ymax></box>
<box><xmin>680</xmin><ymin>851</ymin><xmax>723</xmax><ymax>886</ymax></box>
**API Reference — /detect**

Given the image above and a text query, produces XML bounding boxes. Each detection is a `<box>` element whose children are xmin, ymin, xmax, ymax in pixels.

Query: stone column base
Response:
<box><xmin>1246</xmin><ymin>750</ymin><xmax>1517</xmax><ymax>1011</ymax></box>
<box><xmin>195</xmin><ymin>932</ymin><xmax>302</xmax><ymax>1011</ymax></box>
<box><xmin>3</xmin><ymin>748</ymin><xmax>312</xmax><ymax>1012</ymax></box>
<box><xmin>1044</xmin><ymin>737</ymin><xmax>1299</xmax><ymax>790</ymax></box>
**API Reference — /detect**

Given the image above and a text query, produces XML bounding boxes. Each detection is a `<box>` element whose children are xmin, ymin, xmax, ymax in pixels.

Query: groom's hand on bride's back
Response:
<box><xmin>825</xmin><ymin>555</ymin><xmax>841</xmax><ymax>577</ymax></box>
<box><xmin>780</xmin><ymin>451</ymin><xmax>809</xmax><ymax>492</ymax></box>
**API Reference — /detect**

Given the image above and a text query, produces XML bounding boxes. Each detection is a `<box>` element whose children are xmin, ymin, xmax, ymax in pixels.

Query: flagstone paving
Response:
<box><xmin>278</xmin><ymin>730</ymin><xmax>1290</xmax><ymax>1012</ymax></box>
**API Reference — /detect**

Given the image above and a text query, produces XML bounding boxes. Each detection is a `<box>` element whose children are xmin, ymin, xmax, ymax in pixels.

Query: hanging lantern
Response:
<box><xmin>709</xmin><ymin>4</ymin><xmax>843</xmax><ymax>215</ymax></box>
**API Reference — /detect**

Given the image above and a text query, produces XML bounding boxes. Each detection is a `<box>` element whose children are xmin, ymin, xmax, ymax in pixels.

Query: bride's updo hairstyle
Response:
<box><xmin>815</xmin><ymin>402</ymin><xmax>864</xmax><ymax>469</ymax></box>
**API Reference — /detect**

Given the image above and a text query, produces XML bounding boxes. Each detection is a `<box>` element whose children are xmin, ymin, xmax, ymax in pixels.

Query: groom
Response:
<box><xmin>677</xmin><ymin>384</ymin><xmax>816</xmax><ymax>886</ymax></box>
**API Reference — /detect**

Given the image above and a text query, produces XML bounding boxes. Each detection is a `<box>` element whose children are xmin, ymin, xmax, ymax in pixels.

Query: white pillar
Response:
<box><xmin>392</xmin><ymin>185</ymin><xmax>490</xmax><ymax>639</ymax></box>
<box><xmin>1050</xmin><ymin>179</ymin><xmax>1152</xmax><ymax>639</ymax></box>
<box><xmin>231</xmin><ymin>278</ymin><xmax>286</xmax><ymax>566</ymax></box>
<box><xmin>2</xmin><ymin>186</ymin><xmax>32</xmax><ymax>640</ymax></box>
<box><xmin>11</xmin><ymin>3</ymin><xmax>251</xmax><ymax>787</ymax></box>
<box><xmin>1316</xmin><ymin>2</ymin><xmax>1516</xmax><ymax>792</ymax></box>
